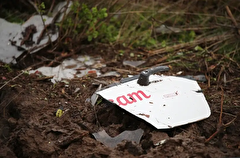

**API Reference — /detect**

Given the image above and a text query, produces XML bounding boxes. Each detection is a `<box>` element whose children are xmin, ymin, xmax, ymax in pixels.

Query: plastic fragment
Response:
<box><xmin>181</xmin><ymin>75</ymin><xmax>206</xmax><ymax>82</ymax></box>
<box><xmin>99</xmin><ymin>71</ymin><xmax>120</xmax><ymax>77</ymax></box>
<box><xmin>73</xmin><ymin>87</ymin><xmax>81</xmax><ymax>93</ymax></box>
<box><xmin>0</xmin><ymin>1</ymin><xmax>73</xmax><ymax>64</ymax></box>
<box><xmin>92</xmin><ymin>129</ymin><xmax>144</xmax><ymax>148</ymax></box>
<box><xmin>154</xmin><ymin>25</ymin><xmax>182</xmax><ymax>34</ymax></box>
<box><xmin>91</xmin><ymin>84</ymin><xmax>102</xmax><ymax>106</ymax></box>
<box><xmin>123</xmin><ymin>60</ymin><xmax>145</xmax><ymax>67</ymax></box>
<box><xmin>155</xmin><ymin>139</ymin><xmax>167</xmax><ymax>146</ymax></box>
<box><xmin>29</xmin><ymin>55</ymin><xmax>104</xmax><ymax>83</ymax></box>
<box><xmin>224</xmin><ymin>73</ymin><xmax>227</xmax><ymax>86</ymax></box>
<box><xmin>56</xmin><ymin>106</ymin><xmax>64</xmax><ymax>117</ymax></box>
<box><xmin>97</xmin><ymin>75</ymin><xmax>210</xmax><ymax>129</ymax></box>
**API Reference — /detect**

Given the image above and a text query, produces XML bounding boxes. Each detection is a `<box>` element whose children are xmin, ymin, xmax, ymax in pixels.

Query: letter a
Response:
<box><xmin>116</xmin><ymin>95</ymin><xmax>134</xmax><ymax>106</ymax></box>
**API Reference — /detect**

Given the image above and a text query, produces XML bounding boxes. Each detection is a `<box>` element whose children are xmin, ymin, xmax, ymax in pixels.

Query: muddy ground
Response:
<box><xmin>0</xmin><ymin>47</ymin><xmax>240</xmax><ymax>158</ymax></box>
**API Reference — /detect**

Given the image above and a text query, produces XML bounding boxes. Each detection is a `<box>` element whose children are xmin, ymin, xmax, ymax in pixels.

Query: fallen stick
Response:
<box><xmin>205</xmin><ymin>87</ymin><xmax>238</xmax><ymax>143</ymax></box>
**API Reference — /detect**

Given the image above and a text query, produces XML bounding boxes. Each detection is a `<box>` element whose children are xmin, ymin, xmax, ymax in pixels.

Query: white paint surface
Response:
<box><xmin>97</xmin><ymin>75</ymin><xmax>211</xmax><ymax>129</ymax></box>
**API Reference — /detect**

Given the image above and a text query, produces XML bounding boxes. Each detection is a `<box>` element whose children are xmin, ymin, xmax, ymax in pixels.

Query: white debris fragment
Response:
<box><xmin>97</xmin><ymin>75</ymin><xmax>211</xmax><ymax>129</ymax></box>
<box><xmin>29</xmin><ymin>55</ymin><xmax>105</xmax><ymax>83</ymax></box>
<box><xmin>0</xmin><ymin>1</ymin><xmax>73</xmax><ymax>64</ymax></box>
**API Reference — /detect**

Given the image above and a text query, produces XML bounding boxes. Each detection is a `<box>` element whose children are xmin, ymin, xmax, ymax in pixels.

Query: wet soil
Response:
<box><xmin>0</xmin><ymin>47</ymin><xmax>240</xmax><ymax>158</ymax></box>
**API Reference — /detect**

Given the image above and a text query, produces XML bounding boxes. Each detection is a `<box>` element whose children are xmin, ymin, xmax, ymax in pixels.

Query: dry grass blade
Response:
<box><xmin>226</xmin><ymin>5</ymin><xmax>240</xmax><ymax>35</ymax></box>
<box><xmin>149</xmin><ymin>34</ymin><xmax>233</xmax><ymax>56</ymax></box>
<box><xmin>0</xmin><ymin>71</ymin><xmax>26</xmax><ymax>90</ymax></box>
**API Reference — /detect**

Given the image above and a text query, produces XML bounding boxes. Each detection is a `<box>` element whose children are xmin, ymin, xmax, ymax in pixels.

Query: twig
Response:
<box><xmin>48</xmin><ymin>0</ymin><xmax>55</xmax><ymax>14</ymax></box>
<box><xmin>37</xmin><ymin>7</ymin><xmax>63</xmax><ymax>44</ymax></box>
<box><xmin>108</xmin><ymin>0</ymin><xmax>119</xmax><ymax>10</ymax></box>
<box><xmin>0</xmin><ymin>68</ymin><xmax>30</xmax><ymax>90</ymax></box>
<box><xmin>205</xmin><ymin>87</ymin><xmax>238</xmax><ymax>143</ymax></box>
<box><xmin>226</xmin><ymin>6</ymin><xmax>240</xmax><ymax>35</ymax></box>
<box><xmin>112</xmin><ymin>68</ymin><xmax>138</xmax><ymax>74</ymax></box>
<box><xmin>116</xmin><ymin>2</ymin><xmax>131</xmax><ymax>42</ymax></box>
<box><xmin>226</xmin><ymin>6</ymin><xmax>238</xmax><ymax>27</ymax></box>
<box><xmin>219</xmin><ymin>87</ymin><xmax>224</xmax><ymax>124</ymax></box>
<box><xmin>205</xmin><ymin>87</ymin><xmax>224</xmax><ymax>143</ymax></box>
<box><xmin>215</xmin><ymin>111</ymin><xmax>237</xmax><ymax>117</ymax></box>
<box><xmin>27</xmin><ymin>0</ymin><xmax>52</xmax><ymax>44</ymax></box>
<box><xmin>181</xmin><ymin>26</ymin><xmax>220</xmax><ymax>32</ymax></box>
<box><xmin>205</xmin><ymin>130</ymin><xmax>219</xmax><ymax>143</ymax></box>
<box><xmin>47</xmin><ymin>50</ymin><xmax>75</xmax><ymax>67</ymax></box>
<box><xmin>0</xmin><ymin>58</ymin><xmax>52</xmax><ymax>90</ymax></box>
<box><xmin>205</xmin><ymin>40</ymin><xmax>224</xmax><ymax>59</ymax></box>
<box><xmin>223</xmin><ymin>116</ymin><xmax>238</xmax><ymax>127</ymax></box>
<box><xmin>36</xmin><ymin>24</ymin><xmax>51</xmax><ymax>44</ymax></box>
<box><xmin>217</xmin><ymin>66</ymin><xmax>225</xmax><ymax>83</ymax></box>
<box><xmin>58</xmin><ymin>0</ymin><xmax>71</xmax><ymax>41</ymax></box>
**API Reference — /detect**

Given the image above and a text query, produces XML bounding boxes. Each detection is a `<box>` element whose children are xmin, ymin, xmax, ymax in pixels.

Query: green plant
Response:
<box><xmin>131</xmin><ymin>30</ymin><xmax>158</xmax><ymax>49</ymax></box>
<box><xmin>61</xmin><ymin>1</ymin><xmax>108</xmax><ymax>42</ymax></box>
<box><xmin>3</xmin><ymin>64</ymin><xmax>12</xmax><ymax>72</ymax></box>
<box><xmin>179</xmin><ymin>31</ymin><xmax>196</xmax><ymax>43</ymax></box>
<box><xmin>37</xmin><ymin>2</ymin><xmax>46</xmax><ymax>14</ymax></box>
<box><xmin>98</xmin><ymin>21</ymin><xmax>119</xmax><ymax>43</ymax></box>
<box><xmin>118</xmin><ymin>50</ymin><xmax>125</xmax><ymax>56</ymax></box>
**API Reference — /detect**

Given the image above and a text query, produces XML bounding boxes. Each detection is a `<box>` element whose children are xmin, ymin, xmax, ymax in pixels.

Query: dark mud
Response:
<box><xmin>0</xmin><ymin>48</ymin><xmax>240</xmax><ymax>158</ymax></box>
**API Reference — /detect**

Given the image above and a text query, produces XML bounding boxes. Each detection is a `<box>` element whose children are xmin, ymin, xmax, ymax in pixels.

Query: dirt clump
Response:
<box><xmin>0</xmin><ymin>51</ymin><xmax>240</xmax><ymax>158</ymax></box>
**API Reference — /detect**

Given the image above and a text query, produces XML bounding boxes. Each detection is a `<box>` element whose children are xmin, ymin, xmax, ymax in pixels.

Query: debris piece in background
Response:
<box><xmin>194</xmin><ymin>45</ymin><xmax>204</xmax><ymax>51</ymax></box>
<box><xmin>34</xmin><ymin>75</ymin><xmax>54</xmax><ymax>81</ymax></box>
<box><xmin>29</xmin><ymin>55</ymin><xmax>105</xmax><ymax>83</ymax></box>
<box><xmin>56</xmin><ymin>106</ymin><xmax>64</xmax><ymax>117</ymax></box>
<box><xmin>97</xmin><ymin>74</ymin><xmax>211</xmax><ymax>129</ymax></box>
<box><xmin>99</xmin><ymin>71</ymin><xmax>121</xmax><ymax>78</ymax></box>
<box><xmin>150</xmin><ymin>131</ymin><xmax>169</xmax><ymax>146</ymax></box>
<box><xmin>154</xmin><ymin>25</ymin><xmax>182</xmax><ymax>34</ymax></box>
<box><xmin>176</xmin><ymin>71</ymin><xmax>183</xmax><ymax>75</ymax></box>
<box><xmin>175</xmin><ymin>71</ymin><xmax>206</xmax><ymax>82</ymax></box>
<box><xmin>0</xmin><ymin>18</ymin><xmax>22</xmax><ymax>64</ymax></box>
<box><xmin>52</xmin><ymin>1</ymin><xmax>73</xmax><ymax>22</ymax></box>
<box><xmin>92</xmin><ymin>129</ymin><xmax>144</xmax><ymax>148</ymax></box>
<box><xmin>123</xmin><ymin>60</ymin><xmax>146</xmax><ymax>68</ymax></box>
<box><xmin>223</xmin><ymin>73</ymin><xmax>227</xmax><ymax>86</ymax></box>
<box><xmin>73</xmin><ymin>87</ymin><xmax>81</xmax><ymax>94</ymax></box>
<box><xmin>0</xmin><ymin>1</ymin><xmax>72</xmax><ymax>64</ymax></box>
<box><xmin>92</xmin><ymin>79</ymin><xmax>110</xmax><ymax>86</ymax></box>
<box><xmin>182</xmin><ymin>75</ymin><xmax>206</xmax><ymax>82</ymax></box>
<box><xmin>91</xmin><ymin>84</ymin><xmax>102</xmax><ymax>106</ymax></box>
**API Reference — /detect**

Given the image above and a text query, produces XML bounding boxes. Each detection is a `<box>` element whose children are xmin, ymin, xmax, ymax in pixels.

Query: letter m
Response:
<box><xmin>127</xmin><ymin>90</ymin><xmax>151</xmax><ymax>102</ymax></box>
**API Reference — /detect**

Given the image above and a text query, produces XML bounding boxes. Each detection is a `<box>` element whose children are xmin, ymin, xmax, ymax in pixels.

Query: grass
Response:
<box><xmin>1</xmin><ymin>0</ymin><xmax>240</xmax><ymax>75</ymax></box>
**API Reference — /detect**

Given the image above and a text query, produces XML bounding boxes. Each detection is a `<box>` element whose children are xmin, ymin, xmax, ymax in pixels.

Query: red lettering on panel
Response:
<box><xmin>116</xmin><ymin>90</ymin><xmax>151</xmax><ymax>106</ymax></box>
<box><xmin>116</xmin><ymin>95</ymin><xmax>135</xmax><ymax>106</ymax></box>
<box><xmin>127</xmin><ymin>90</ymin><xmax>151</xmax><ymax>101</ymax></box>
<box><xmin>109</xmin><ymin>99</ymin><xmax>114</xmax><ymax>102</ymax></box>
